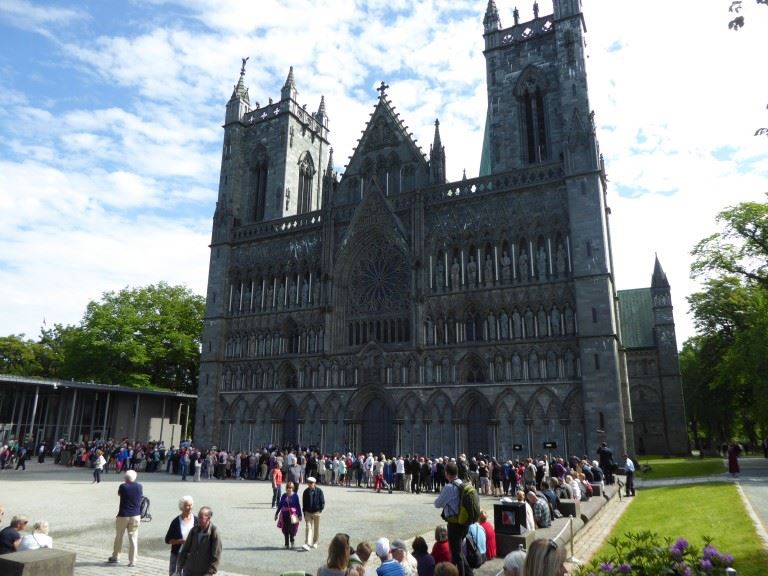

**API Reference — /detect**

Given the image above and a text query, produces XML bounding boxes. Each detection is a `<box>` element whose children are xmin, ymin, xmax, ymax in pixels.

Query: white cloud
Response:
<box><xmin>1</xmin><ymin>0</ymin><xmax>767</xmax><ymax>350</ymax></box>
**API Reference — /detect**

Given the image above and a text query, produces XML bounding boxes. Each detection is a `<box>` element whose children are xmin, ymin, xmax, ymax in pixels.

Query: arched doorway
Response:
<box><xmin>467</xmin><ymin>401</ymin><xmax>489</xmax><ymax>456</ymax></box>
<box><xmin>362</xmin><ymin>399</ymin><xmax>393</xmax><ymax>454</ymax></box>
<box><xmin>282</xmin><ymin>409</ymin><xmax>298</xmax><ymax>447</ymax></box>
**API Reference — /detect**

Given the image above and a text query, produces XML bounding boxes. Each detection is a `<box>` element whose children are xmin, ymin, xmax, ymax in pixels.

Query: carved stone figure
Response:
<box><xmin>500</xmin><ymin>311</ymin><xmax>510</xmax><ymax>339</ymax></box>
<box><xmin>451</xmin><ymin>258</ymin><xmax>461</xmax><ymax>290</ymax></box>
<box><xmin>313</xmin><ymin>280</ymin><xmax>321</xmax><ymax>304</ymax></box>
<box><xmin>435</xmin><ymin>258</ymin><xmax>445</xmax><ymax>290</ymax></box>
<box><xmin>467</xmin><ymin>256</ymin><xmax>477</xmax><ymax>287</ymax></box>
<box><xmin>551</xmin><ymin>308</ymin><xmax>561</xmax><ymax>336</ymax></box>
<box><xmin>501</xmin><ymin>251</ymin><xmax>512</xmax><ymax>283</ymax></box>
<box><xmin>484</xmin><ymin>254</ymin><xmax>494</xmax><ymax>286</ymax></box>
<box><xmin>277</xmin><ymin>282</ymin><xmax>285</xmax><ymax>309</ymax></box>
<box><xmin>301</xmin><ymin>280</ymin><xmax>309</xmax><ymax>305</ymax></box>
<box><xmin>519</xmin><ymin>250</ymin><xmax>529</xmax><ymax>282</ymax></box>
<box><xmin>266</xmin><ymin>284</ymin><xmax>274</xmax><ymax>309</ymax></box>
<box><xmin>537</xmin><ymin>247</ymin><xmax>547</xmax><ymax>280</ymax></box>
<box><xmin>556</xmin><ymin>244</ymin><xmax>567</xmax><ymax>277</ymax></box>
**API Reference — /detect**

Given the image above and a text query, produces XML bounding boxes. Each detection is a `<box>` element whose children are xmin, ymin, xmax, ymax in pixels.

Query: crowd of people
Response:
<box><xmin>1</xmin><ymin>435</ymin><xmax>634</xmax><ymax>575</ymax></box>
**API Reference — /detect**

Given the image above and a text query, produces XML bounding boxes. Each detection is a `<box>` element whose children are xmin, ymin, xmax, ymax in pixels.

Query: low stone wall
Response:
<box><xmin>0</xmin><ymin>548</ymin><xmax>76</xmax><ymax>576</ymax></box>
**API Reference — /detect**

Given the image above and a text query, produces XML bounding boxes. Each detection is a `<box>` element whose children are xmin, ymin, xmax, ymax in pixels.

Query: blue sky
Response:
<box><xmin>1</xmin><ymin>0</ymin><xmax>767</xmax><ymax>347</ymax></box>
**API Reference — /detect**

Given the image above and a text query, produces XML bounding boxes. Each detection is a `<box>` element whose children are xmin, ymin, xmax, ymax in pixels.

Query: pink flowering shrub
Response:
<box><xmin>575</xmin><ymin>531</ymin><xmax>735</xmax><ymax>576</ymax></box>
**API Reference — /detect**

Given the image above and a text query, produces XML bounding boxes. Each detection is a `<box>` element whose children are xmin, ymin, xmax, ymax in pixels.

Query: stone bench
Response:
<box><xmin>0</xmin><ymin>548</ymin><xmax>76</xmax><ymax>576</ymax></box>
<box><xmin>590</xmin><ymin>482</ymin><xmax>603</xmax><ymax>496</ymax></box>
<box><xmin>557</xmin><ymin>498</ymin><xmax>581</xmax><ymax>519</ymax></box>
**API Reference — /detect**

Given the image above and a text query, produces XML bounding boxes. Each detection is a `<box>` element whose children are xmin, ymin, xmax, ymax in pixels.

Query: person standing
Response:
<box><xmin>108</xmin><ymin>470</ymin><xmax>143</xmax><ymax>567</ymax></box>
<box><xmin>93</xmin><ymin>450</ymin><xmax>106</xmax><ymax>484</ymax></box>
<box><xmin>177</xmin><ymin>506</ymin><xmax>221</xmax><ymax>576</ymax></box>
<box><xmin>597</xmin><ymin>442</ymin><xmax>614</xmax><ymax>485</ymax></box>
<box><xmin>623</xmin><ymin>454</ymin><xmax>636</xmax><ymax>497</ymax></box>
<box><xmin>301</xmin><ymin>476</ymin><xmax>325</xmax><ymax>550</ymax></box>
<box><xmin>271</xmin><ymin>463</ymin><xmax>283</xmax><ymax>508</ymax></box>
<box><xmin>165</xmin><ymin>496</ymin><xmax>197</xmax><ymax>576</ymax></box>
<box><xmin>727</xmin><ymin>441</ymin><xmax>742</xmax><ymax>477</ymax></box>
<box><xmin>275</xmin><ymin>481</ymin><xmax>302</xmax><ymax>549</ymax></box>
<box><xmin>434</xmin><ymin>462</ymin><xmax>472</xmax><ymax>576</ymax></box>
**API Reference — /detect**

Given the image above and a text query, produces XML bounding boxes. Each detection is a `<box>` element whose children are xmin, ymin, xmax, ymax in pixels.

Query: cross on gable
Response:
<box><xmin>260</xmin><ymin>111</ymin><xmax>268</xmax><ymax>119</ymax></box>
<box><xmin>273</xmin><ymin>107</ymin><xmax>280</xmax><ymax>115</ymax></box>
<box><xmin>376</xmin><ymin>81</ymin><xmax>389</xmax><ymax>97</ymax></box>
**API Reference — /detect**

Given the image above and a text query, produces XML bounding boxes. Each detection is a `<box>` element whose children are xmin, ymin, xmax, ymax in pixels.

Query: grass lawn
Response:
<box><xmin>635</xmin><ymin>456</ymin><xmax>725</xmax><ymax>479</ymax></box>
<box><xmin>592</xmin><ymin>483</ymin><xmax>767</xmax><ymax>575</ymax></box>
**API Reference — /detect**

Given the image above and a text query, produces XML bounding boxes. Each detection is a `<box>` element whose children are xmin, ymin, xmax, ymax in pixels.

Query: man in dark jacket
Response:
<box><xmin>177</xmin><ymin>507</ymin><xmax>221</xmax><ymax>576</ymax></box>
<box><xmin>301</xmin><ymin>477</ymin><xmax>325</xmax><ymax>550</ymax></box>
<box><xmin>108</xmin><ymin>470</ymin><xmax>143</xmax><ymax>567</ymax></box>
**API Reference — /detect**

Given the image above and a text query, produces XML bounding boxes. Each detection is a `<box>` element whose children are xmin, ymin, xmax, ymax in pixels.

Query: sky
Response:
<box><xmin>0</xmin><ymin>0</ymin><xmax>766</xmax><ymax>349</ymax></box>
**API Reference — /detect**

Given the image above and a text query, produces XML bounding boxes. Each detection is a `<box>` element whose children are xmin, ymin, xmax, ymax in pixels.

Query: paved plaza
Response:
<box><xmin>2</xmin><ymin>459</ymin><xmax>767</xmax><ymax>575</ymax></box>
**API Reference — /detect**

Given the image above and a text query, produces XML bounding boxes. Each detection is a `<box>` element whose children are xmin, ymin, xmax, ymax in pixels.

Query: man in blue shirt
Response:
<box><xmin>108</xmin><ymin>469</ymin><xmax>143</xmax><ymax>566</ymax></box>
<box><xmin>434</xmin><ymin>462</ymin><xmax>472</xmax><ymax>575</ymax></box>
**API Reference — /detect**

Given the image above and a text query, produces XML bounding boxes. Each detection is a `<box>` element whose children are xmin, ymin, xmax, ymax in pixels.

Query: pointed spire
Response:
<box><xmin>230</xmin><ymin>56</ymin><xmax>250</xmax><ymax>103</ymax></box>
<box><xmin>484</xmin><ymin>0</ymin><xmax>501</xmax><ymax>32</ymax></box>
<box><xmin>318</xmin><ymin>95</ymin><xmax>326</xmax><ymax>117</ymax></box>
<box><xmin>326</xmin><ymin>147</ymin><xmax>334</xmax><ymax>177</ymax></box>
<box><xmin>430</xmin><ymin>118</ymin><xmax>446</xmax><ymax>185</ymax></box>
<box><xmin>315</xmin><ymin>95</ymin><xmax>328</xmax><ymax>127</ymax></box>
<box><xmin>652</xmin><ymin>254</ymin><xmax>670</xmax><ymax>289</ymax></box>
<box><xmin>281</xmin><ymin>66</ymin><xmax>298</xmax><ymax>101</ymax></box>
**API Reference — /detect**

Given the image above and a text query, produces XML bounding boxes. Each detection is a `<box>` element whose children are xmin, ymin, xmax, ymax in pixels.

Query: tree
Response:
<box><xmin>0</xmin><ymin>334</ymin><xmax>43</xmax><ymax>376</ymax></box>
<box><xmin>691</xmin><ymin>195</ymin><xmax>768</xmax><ymax>287</ymax></box>
<box><xmin>686</xmin><ymin>197</ymin><xmax>768</xmax><ymax>446</ymax></box>
<box><xmin>59</xmin><ymin>283</ymin><xmax>205</xmax><ymax>392</ymax></box>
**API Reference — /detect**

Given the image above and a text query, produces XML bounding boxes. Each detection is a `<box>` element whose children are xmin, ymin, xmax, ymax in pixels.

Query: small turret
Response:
<box><xmin>281</xmin><ymin>66</ymin><xmax>298</xmax><ymax>101</ymax></box>
<box><xmin>225</xmin><ymin>57</ymin><xmax>252</xmax><ymax>124</ymax></box>
<box><xmin>315</xmin><ymin>95</ymin><xmax>328</xmax><ymax>127</ymax></box>
<box><xmin>483</xmin><ymin>0</ymin><xmax>501</xmax><ymax>32</ymax></box>
<box><xmin>429</xmin><ymin>119</ymin><xmax>446</xmax><ymax>185</ymax></box>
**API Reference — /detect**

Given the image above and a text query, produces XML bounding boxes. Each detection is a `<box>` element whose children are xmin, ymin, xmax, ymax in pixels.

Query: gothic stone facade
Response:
<box><xmin>195</xmin><ymin>0</ymin><xmax>688</xmax><ymax>458</ymax></box>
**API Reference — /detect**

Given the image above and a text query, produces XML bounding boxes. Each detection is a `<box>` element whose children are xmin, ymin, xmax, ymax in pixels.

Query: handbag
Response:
<box><xmin>290</xmin><ymin>513</ymin><xmax>299</xmax><ymax>525</ymax></box>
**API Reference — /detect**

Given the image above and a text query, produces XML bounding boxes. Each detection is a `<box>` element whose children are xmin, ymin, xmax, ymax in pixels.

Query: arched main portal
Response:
<box><xmin>361</xmin><ymin>399</ymin><xmax>393</xmax><ymax>454</ymax></box>
<box><xmin>467</xmin><ymin>401</ymin><xmax>489</xmax><ymax>456</ymax></box>
<box><xmin>282</xmin><ymin>409</ymin><xmax>298</xmax><ymax>446</ymax></box>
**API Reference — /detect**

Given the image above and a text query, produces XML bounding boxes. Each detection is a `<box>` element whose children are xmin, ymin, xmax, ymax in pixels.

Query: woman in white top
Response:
<box><xmin>164</xmin><ymin>495</ymin><xmax>197</xmax><ymax>576</ymax></box>
<box><xmin>19</xmin><ymin>521</ymin><xmax>53</xmax><ymax>550</ymax></box>
<box><xmin>93</xmin><ymin>450</ymin><xmax>107</xmax><ymax>484</ymax></box>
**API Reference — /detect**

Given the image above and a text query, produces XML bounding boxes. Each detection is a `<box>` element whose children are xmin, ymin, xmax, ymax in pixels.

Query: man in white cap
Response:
<box><xmin>374</xmin><ymin>537</ymin><xmax>404</xmax><ymax>576</ymax></box>
<box><xmin>108</xmin><ymin>469</ymin><xmax>143</xmax><ymax>567</ymax></box>
<box><xmin>301</xmin><ymin>476</ymin><xmax>325</xmax><ymax>550</ymax></box>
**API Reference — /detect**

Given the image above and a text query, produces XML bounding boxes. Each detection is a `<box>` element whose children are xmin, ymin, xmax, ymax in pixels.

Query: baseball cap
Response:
<box><xmin>375</xmin><ymin>537</ymin><xmax>390</xmax><ymax>558</ymax></box>
<box><xmin>391</xmin><ymin>539</ymin><xmax>407</xmax><ymax>551</ymax></box>
<box><xmin>307</xmin><ymin>476</ymin><xmax>316</xmax><ymax>483</ymax></box>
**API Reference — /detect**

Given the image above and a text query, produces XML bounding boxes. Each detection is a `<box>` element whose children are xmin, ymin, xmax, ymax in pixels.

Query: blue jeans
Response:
<box><xmin>180</xmin><ymin>460</ymin><xmax>188</xmax><ymax>480</ymax></box>
<box><xmin>272</xmin><ymin>485</ymin><xmax>282</xmax><ymax>508</ymax></box>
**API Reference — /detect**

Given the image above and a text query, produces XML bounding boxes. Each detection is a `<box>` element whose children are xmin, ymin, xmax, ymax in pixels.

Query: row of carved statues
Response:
<box><xmin>219</xmin><ymin>347</ymin><xmax>582</xmax><ymax>392</ymax></box>
<box><xmin>228</xmin><ymin>274</ymin><xmax>322</xmax><ymax>313</ymax></box>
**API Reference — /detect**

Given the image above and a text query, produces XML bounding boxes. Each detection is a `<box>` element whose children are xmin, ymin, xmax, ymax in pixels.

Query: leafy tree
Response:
<box><xmin>59</xmin><ymin>283</ymin><xmax>205</xmax><ymax>392</ymax></box>
<box><xmin>0</xmin><ymin>334</ymin><xmax>43</xmax><ymax>376</ymax></box>
<box><xmin>686</xmin><ymin>197</ymin><xmax>768</xmax><ymax>446</ymax></box>
<box><xmin>691</xmin><ymin>195</ymin><xmax>768</xmax><ymax>287</ymax></box>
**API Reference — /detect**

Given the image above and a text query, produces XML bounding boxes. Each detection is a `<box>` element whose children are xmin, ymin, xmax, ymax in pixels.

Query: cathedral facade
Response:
<box><xmin>194</xmin><ymin>0</ymin><xmax>688</xmax><ymax>458</ymax></box>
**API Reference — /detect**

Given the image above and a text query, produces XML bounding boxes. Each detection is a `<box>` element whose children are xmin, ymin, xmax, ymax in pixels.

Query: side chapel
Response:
<box><xmin>194</xmin><ymin>0</ymin><xmax>689</xmax><ymax>457</ymax></box>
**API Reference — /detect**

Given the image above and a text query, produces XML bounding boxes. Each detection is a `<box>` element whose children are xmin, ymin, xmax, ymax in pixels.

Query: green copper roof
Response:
<box><xmin>479</xmin><ymin>107</ymin><xmax>492</xmax><ymax>177</ymax></box>
<box><xmin>617</xmin><ymin>288</ymin><xmax>655</xmax><ymax>349</ymax></box>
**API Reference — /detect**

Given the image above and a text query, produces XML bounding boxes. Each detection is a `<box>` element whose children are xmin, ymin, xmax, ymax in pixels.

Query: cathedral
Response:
<box><xmin>194</xmin><ymin>0</ymin><xmax>688</xmax><ymax>458</ymax></box>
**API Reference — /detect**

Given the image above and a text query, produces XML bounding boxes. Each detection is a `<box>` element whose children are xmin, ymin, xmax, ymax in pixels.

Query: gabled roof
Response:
<box><xmin>617</xmin><ymin>288</ymin><xmax>655</xmax><ymax>349</ymax></box>
<box><xmin>342</xmin><ymin>86</ymin><xmax>428</xmax><ymax>177</ymax></box>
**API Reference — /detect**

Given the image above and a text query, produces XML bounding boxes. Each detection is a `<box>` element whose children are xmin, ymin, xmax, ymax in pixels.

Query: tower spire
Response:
<box><xmin>430</xmin><ymin>118</ymin><xmax>446</xmax><ymax>184</ymax></box>
<box><xmin>652</xmin><ymin>254</ymin><xmax>670</xmax><ymax>288</ymax></box>
<box><xmin>281</xmin><ymin>66</ymin><xmax>298</xmax><ymax>101</ymax></box>
<box><xmin>484</xmin><ymin>0</ymin><xmax>501</xmax><ymax>32</ymax></box>
<box><xmin>315</xmin><ymin>95</ymin><xmax>328</xmax><ymax>127</ymax></box>
<box><xmin>225</xmin><ymin>57</ymin><xmax>251</xmax><ymax>124</ymax></box>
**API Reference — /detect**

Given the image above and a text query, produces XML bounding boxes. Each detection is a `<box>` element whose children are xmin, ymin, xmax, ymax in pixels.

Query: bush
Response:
<box><xmin>575</xmin><ymin>531</ymin><xmax>735</xmax><ymax>575</ymax></box>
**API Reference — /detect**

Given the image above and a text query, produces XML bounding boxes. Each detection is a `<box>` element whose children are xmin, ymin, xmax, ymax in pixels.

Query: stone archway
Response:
<box><xmin>467</xmin><ymin>401</ymin><xmax>489</xmax><ymax>456</ymax></box>
<box><xmin>361</xmin><ymin>399</ymin><xmax>393</xmax><ymax>454</ymax></box>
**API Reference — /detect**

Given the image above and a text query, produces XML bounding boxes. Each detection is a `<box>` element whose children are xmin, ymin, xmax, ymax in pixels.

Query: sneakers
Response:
<box><xmin>311</xmin><ymin>544</ymin><xmax>318</xmax><ymax>549</ymax></box>
<box><xmin>302</xmin><ymin>544</ymin><xmax>311</xmax><ymax>551</ymax></box>
<box><xmin>107</xmin><ymin>557</ymin><xmax>119</xmax><ymax>564</ymax></box>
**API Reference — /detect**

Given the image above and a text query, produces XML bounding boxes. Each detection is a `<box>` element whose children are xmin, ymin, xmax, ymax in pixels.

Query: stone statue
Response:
<box><xmin>519</xmin><ymin>250</ymin><xmax>529</xmax><ymax>282</ymax></box>
<box><xmin>533</xmin><ymin>1</ymin><xmax>539</xmax><ymax>19</ymax></box>
<box><xmin>501</xmin><ymin>251</ymin><xmax>512</xmax><ymax>283</ymax></box>
<box><xmin>277</xmin><ymin>282</ymin><xmax>285</xmax><ymax>309</ymax></box>
<box><xmin>451</xmin><ymin>258</ymin><xmax>461</xmax><ymax>290</ymax></box>
<box><xmin>436</xmin><ymin>258</ymin><xmax>445</xmax><ymax>290</ymax></box>
<box><xmin>537</xmin><ymin>247</ymin><xmax>547</xmax><ymax>280</ymax></box>
<box><xmin>513</xmin><ymin>6</ymin><xmax>520</xmax><ymax>25</ymax></box>
<box><xmin>484</xmin><ymin>254</ymin><xmax>494</xmax><ymax>286</ymax></box>
<box><xmin>556</xmin><ymin>244</ymin><xmax>567</xmax><ymax>277</ymax></box>
<box><xmin>551</xmin><ymin>308</ymin><xmax>561</xmax><ymax>336</ymax></box>
<box><xmin>301</xmin><ymin>280</ymin><xmax>309</xmax><ymax>306</ymax></box>
<box><xmin>467</xmin><ymin>256</ymin><xmax>477</xmax><ymax>287</ymax></box>
<box><xmin>266</xmin><ymin>284</ymin><xmax>274</xmax><ymax>309</ymax></box>
<box><xmin>500</xmin><ymin>311</ymin><xmax>510</xmax><ymax>339</ymax></box>
<box><xmin>313</xmin><ymin>280</ymin><xmax>321</xmax><ymax>305</ymax></box>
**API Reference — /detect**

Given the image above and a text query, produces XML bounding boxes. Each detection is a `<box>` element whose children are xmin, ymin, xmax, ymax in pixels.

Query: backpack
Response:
<box><xmin>464</xmin><ymin>525</ymin><xmax>485</xmax><ymax>568</ymax></box>
<box><xmin>449</xmin><ymin>480</ymin><xmax>480</xmax><ymax>525</ymax></box>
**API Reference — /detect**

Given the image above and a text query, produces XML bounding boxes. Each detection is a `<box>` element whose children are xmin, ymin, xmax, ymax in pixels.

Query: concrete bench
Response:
<box><xmin>557</xmin><ymin>498</ymin><xmax>581</xmax><ymax>519</ymax></box>
<box><xmin>0</xmin><ymin>548</ymin><xmax>76</xmax><ymax>576</ymax></box>
<box><xmin>590</xmin><ymin>482</ymin><xmax>603</xmax><ymax>496</ymax></box>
